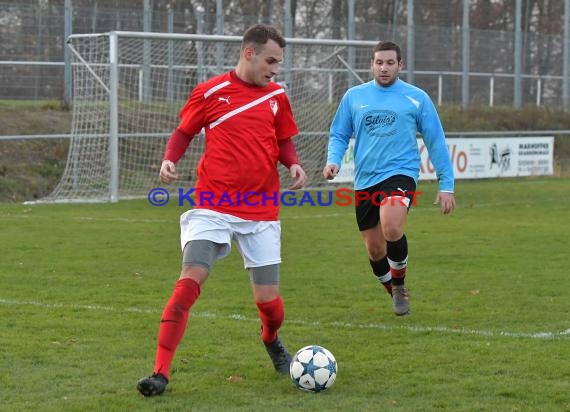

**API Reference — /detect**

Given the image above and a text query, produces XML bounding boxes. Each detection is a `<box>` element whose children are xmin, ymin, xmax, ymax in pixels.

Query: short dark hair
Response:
<box><xmin>373</xmin><ymin>41</ymin><xmax>401</xmax><ymax>62</ymax></box>
<box><xmin>242</xmin><ymin>24</ymin><xmax>286</xmax><ymax>52</ymax></box>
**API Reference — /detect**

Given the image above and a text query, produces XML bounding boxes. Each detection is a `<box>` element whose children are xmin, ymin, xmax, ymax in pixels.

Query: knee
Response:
<box><xmin>365</xmin><ymin>242</ymin><xmax>387</xmax><ymax>260</ymax></box>
<box><xmin>382</xmin><ymin>224</ymin><xmax>403</xmax><ymax>242</ymax></box>
<box><xmin>253</xmin><ymin>284</ymin><xmax>280</xmax><ymax>303</ymax></box>
<box><xmin>180</xmin><ymin>265</ymin><xmax>209</xmax><ymax>286</ymax></box>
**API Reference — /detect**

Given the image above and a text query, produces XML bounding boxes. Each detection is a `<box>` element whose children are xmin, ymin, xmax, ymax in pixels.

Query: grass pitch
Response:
<box><xmin>0</xmin><ymin>178</ymin><xmax>569</xmax><ymax>411</ymax></box>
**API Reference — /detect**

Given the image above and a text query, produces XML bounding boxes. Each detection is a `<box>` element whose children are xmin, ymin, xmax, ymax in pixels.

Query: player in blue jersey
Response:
<box><xmin>323</xmin><ymin>41</ymin><xmax>455</xmax><ymax>316</ymax></box>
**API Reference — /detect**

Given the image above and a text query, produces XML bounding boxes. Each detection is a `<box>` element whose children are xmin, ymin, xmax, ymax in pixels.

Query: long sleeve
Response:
<box><xmin>418</xmin><ymin>98</ymin><xmax>454</xmax><ymax>192</ymax></box>
<box><xmin>163</xmin><ymin>128</ymin><xmax>194</xmax><ymax>163</ymax></box>
<box><xmin>327</xmin><ymin>92</ymin><xmax>353</xmax><ymax>167</ymax></box>
<box><xmin>278</xmin><ymin>138</ymin><xmax>300</xmax><ymax>168</ymax></box>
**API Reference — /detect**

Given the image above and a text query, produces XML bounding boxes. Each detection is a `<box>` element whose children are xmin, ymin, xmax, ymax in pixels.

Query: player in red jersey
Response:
<box><xmin>137</xmin><ymin>24</ymin><xmax>307</xmax><ymax>397</ymax></box>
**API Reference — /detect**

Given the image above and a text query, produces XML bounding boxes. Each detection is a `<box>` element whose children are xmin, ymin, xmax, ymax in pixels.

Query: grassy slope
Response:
<box><xmin>0</xmin><ymin>100</ymin><xmax>72</xmax><ymax>135</ymax></box>
<box><xmin>0</xmin><ymin>101</ymin><xmax>72</xmax><ymax>201</ymax></box>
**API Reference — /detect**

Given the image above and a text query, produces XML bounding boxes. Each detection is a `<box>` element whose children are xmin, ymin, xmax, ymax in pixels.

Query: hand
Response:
<box><xmin>434</xmin><ymin>191</ymin><xmax>455</xmax><ymax>214</ymax></box>
<box><xmin>160</xmin><ymin>160</ymin><xmax>179</xmax><ymax>184</ymax></box>
<box><xmin>288</xmin><ymin>164</ymin><xmax>307</xmax><ymax>190</ymax></box>
<box><xmin>322</xmin><ymin>164</ymin><xmax>339</xmax><ymax>180</ymax></box>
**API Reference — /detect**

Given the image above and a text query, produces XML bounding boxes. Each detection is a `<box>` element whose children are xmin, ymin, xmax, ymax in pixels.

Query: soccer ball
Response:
<box><xmin>289</xmin><ymin>345</ymin><xmax>337</xmax><ymax>392</ymax></box>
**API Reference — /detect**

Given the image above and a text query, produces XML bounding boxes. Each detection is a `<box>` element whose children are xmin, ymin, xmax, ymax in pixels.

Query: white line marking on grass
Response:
<box><xmin>2</xmin><ymin>298</ymin><xmax>568</xmax><ymax>340</ymax></box>
<box><xmin>70</xmin><ymin>213</ymin><xmax>345</xmax><ymax>223</ymax></box>
<box><xmin>286</xmin><ymin>213</ymin><xmax>344</xmax><ymax>219</ymax></box>
<box><xmin>73</xmin><ymin>216</ymin><xmax>171</xmax><ymax>223</ymax></box>
<box><xmin>3</xmin><ymin>214</ymin><xmax>343</xmax><ymax>223</ymax></box>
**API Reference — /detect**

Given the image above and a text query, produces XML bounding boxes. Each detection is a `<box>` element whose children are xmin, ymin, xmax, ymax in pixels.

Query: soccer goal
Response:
<box><xmin>41</xmin><ymin>31</ymin><xmax>376</xmax><ymax>203</ymax></box>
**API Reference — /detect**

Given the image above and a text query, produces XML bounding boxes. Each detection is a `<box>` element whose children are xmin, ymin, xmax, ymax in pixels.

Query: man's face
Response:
<box><xmin>371</xmin><ymin>50</ymin><xmax>402</xmax><ymax>87</ymax></box>
<box><xmin>245</xmin><ymin>39</ymin><xmax>283</xmax><ymax>87</ymax></box>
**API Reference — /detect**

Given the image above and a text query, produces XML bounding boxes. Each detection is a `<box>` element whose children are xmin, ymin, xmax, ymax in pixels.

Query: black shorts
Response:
<box><xmin>355</xmin><ymin>174</ymin><xmax>417</xmax><ymax>231</ymax></box>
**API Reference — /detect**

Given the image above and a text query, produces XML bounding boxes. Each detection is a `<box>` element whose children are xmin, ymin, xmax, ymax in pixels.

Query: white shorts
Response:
<box><xmin>179</xmin><ymin>209</ymin><xmax>281</xmax><ymax>269</ymax></box>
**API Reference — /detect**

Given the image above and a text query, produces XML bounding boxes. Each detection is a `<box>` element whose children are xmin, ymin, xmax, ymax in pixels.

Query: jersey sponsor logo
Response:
<box><xmin>363</xmin><ymin>110</ymin><xmax>398</xmax><ymax>137</ymax></box>
<box><xmin>359</xmin><ymin>104</ymin><xmax>370</xmax><ymax>108</ymax></box>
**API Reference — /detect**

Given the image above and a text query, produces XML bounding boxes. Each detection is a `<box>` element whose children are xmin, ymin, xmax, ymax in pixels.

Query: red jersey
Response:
<box><xmin>176</xmin><ymin>71</ymin><xmax>298</xmax><ymax>221</ymax></box>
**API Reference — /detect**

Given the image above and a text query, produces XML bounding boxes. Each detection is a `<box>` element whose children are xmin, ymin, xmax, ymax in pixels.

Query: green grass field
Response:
<box><xmin>1</xmin><ymin>178</ymin><xmax>569</xmax><ymax>412</ymax></box>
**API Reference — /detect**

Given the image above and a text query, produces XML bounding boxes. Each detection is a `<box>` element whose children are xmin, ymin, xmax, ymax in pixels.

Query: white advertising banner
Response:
<box><xmin>333</xmin><ymin>136</ymin><xmax>554</xmax><ymax>182</ymax></box>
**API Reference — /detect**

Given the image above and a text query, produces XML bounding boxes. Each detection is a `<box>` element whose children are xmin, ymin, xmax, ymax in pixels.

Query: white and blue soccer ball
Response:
<box><xmin>289</xmin><ymin>345</ymin><xmax>337</xmax><ymax>393</ymax></box>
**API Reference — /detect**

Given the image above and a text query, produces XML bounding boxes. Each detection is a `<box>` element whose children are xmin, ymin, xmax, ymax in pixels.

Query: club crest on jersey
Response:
<box><xmin>269</xmin><ymin>99</ymin><xmax>278</xmax><ymax>115</ymax></box>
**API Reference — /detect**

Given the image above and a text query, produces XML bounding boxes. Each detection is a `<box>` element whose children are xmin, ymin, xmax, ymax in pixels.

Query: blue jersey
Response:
<box><xmin>327</xmin><ymin>78</ymin><xmax>454</xmax><ymax>192</ymax></box>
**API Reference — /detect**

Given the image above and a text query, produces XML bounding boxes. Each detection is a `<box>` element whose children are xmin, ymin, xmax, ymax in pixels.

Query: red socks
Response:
<box><xmin>390</xmin><ymin>264</ymin><xmax>407</xmax><ymax>279</ymax></box>
<box><xmin>152</xmin><ymin>282</ymin><xmax>283</xmax><ymax>378</ymax></box>
<box><xmin>153</xmin><ymin>278</ymin><xmax>201</xmax><ymax>380</ymax></box>
<box><xmin>256</xmin><ymin>296</ymin><xmax>284</xmax><ymax>344</ymax></box>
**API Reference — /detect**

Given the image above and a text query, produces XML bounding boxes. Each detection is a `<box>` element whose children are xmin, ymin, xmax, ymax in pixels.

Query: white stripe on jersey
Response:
<box><xmin>209</xmin><ymin>88</ymin><xmax>285</xmax><ymax>129</ymax></box>
<box><xmin>203</xmin><ymin>80</ymin><xmax>231</xmax><ymax>98</ymax></box>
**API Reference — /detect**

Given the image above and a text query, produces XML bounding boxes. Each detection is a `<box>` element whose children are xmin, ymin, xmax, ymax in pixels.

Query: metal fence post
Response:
<box><xmin>142</xmin><ymin>0</ymin><xmax>152</xmax><ymax>101</ymax></box>
<box><xmin>167</xmin><ymin>8</ymin><xmax>174</xmax><ymax>102</ymax></box>
<box><xmin>514</xmin><ymin>0</ymin><xmax>522</xmax><ymax>108</ymax></box>
<box><xmin>216</xmin><ymin>0</ymin><xmax>224</xmax><ymax>74</ymax></box>
<box><xmin>406</xmin><ymin>0</ymin><xmax>415</xmax><ymax>85</ymax></box>
<box><xmin>284</xmin><ymin>0</ymin><xmax>293</xmax><ymax>89</ymax></box>
<box><xmin>347</xmin><ymin>0</ymin><xmax>355</xmax><ymax>89</ymax></box>
<box><xmin>64</xmin><ymin>0</ymin><xmax>72</xmax><ymax>105</ymax></box>
<box><xmin>462</xmin><ymin>0</ymin><xmax>470</xmax><ymax>108</ymax></box>
<box><xmin>562</xmin><ymin>0</ymin><xmax>570</xmax><ymax>110</ymax></box>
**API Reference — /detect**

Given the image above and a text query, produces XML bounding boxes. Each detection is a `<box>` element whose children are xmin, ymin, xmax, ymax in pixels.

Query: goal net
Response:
<box><xmin>42</xmin><ymin>31</ymin><xmax>376</xmax><ymax>203</ymax></box>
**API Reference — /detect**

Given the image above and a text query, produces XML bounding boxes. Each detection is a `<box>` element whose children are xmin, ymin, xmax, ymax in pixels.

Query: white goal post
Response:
<box><xmin>42</xmin><ymin>31</ymin><xmax>376</xmax><ymax>203</ymax></box>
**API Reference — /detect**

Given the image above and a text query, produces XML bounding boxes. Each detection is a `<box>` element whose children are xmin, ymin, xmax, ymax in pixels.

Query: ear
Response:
<box><xmin>243</xmin><ymin>46</ymin><xmax>255</xmax><ymax>60</ymax></box>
